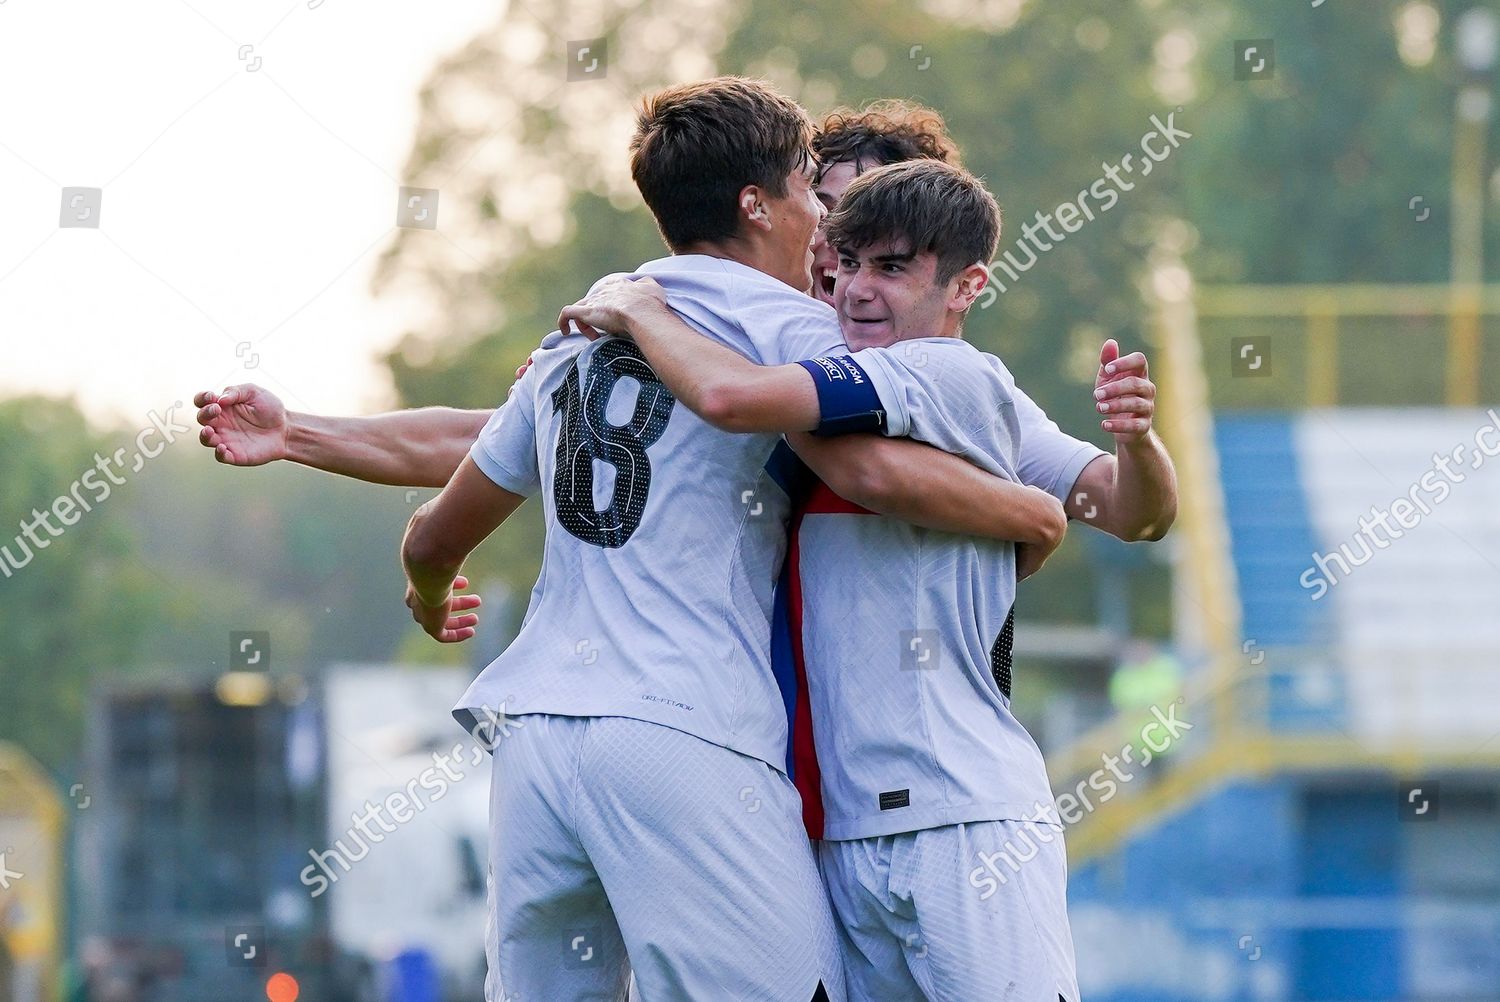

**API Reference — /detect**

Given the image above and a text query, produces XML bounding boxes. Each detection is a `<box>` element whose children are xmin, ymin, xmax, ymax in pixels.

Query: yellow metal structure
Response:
<box><xmin>0</xmin><ymin>744</ymin><xmax>63</xmax><ymax>1002</ymax></box>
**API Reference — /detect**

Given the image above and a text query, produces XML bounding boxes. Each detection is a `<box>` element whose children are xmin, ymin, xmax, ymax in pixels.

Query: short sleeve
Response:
<box><xmin>1011</xmin><ymin>381</ymin><xmax>1109</xmax><ymax>502</ymax></box>
<box><xmin>850</xmin><ymin>339</ymin><xmax>1022</xmax><ymax>476</ymax></box>
<box><xmin>468</xmin><ymin>367</ymin><xmax>543</xmax><ymax>496</ymax></box>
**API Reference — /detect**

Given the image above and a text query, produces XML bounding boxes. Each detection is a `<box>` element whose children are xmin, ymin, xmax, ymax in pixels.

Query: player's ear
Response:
<box><xmin>950</xmin><ymin>261</ymin><xmax>990</xmax><ymax>313</ymax></box>
<box><xmin>740</xmin><ymin>184</ymin><xmax>772</xmax><ymax>232</ymax></box>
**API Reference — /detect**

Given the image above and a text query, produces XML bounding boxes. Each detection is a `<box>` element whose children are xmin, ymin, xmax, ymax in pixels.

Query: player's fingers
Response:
<box><xmin>1098</xmin><ymin>395</ymin><xmax>1153</xmax><ymax>417</ymax></box>
<box><xmin>449</xmin><ymin>594</ymin><xmax>482</xmax><ymax>611</ymax></box>
<box><xmin>192</xmin><ymin>390</ymin><xmax>217</xmax><ymax>408</ymax></box>
<box><xmin>444</xmin><ymin>612</ymin><xmax>480</xmax><ymax>630</ymax></box>
<box><xmin>453</xmin><ymin>575</ymin><xmax>469</xmax><ymax>590</ymax></box>
<box><xmin>1097</xmin><ymin>338</ymin><xmax>1120</xmax><ymax>369</ymax></box>
<box><xmin>1095</xmin><ymin>339</ymin><xmax>1119</xmax><ymax>382</ymax></box>
<box><xmin>558</xmin><ymin>304</ymin><xmax>597</xmax><ymax>333</ymax></box>
<box><xmin>217</xmin><ymin>386</ymin><xmax>246</xmax><ymax>407</ymax></box>
<box><xmin>437</xmin><ymin>626</ymin><xmax>475</xmax><ymax>643</ymax></box>
<box><xmin>1104</xmin><ymin>352</ymin><xmax>1148</xmax><ymax>378</ymax></box>
<box><xmin>1102</xmin><ymin>416</ymin><xmax>1151</xmax><ymax>436</ymax></box>
<box><xmin>1094</xmin><ymin>376</ymin><xmax>1154</xmax><ymax>401</ymax></box>
<box><xmin>629</xmin><ymin>276</ymin><xmax>667</xmax><ymax>302</ymax></box>
<box><xmin>214</xmin><ymin>443</ymin><xmax>234</xmax><ymax>464</ymax></box>
<box><xmin>594</xmin><ymin>271</ymin><xmax>636</xmax><ymax>290</ymax></box>
<box><xmin>196</xmin><ymin>401</ymin><xmax>221</xmax><ymax>425</ymax></box>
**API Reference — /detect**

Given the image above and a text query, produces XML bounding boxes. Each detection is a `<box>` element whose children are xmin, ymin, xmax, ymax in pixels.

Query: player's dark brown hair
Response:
<box><xmin>813</xmin><ymin>99</ymin><xmax>961</xmax><ymax>176</ymax></box>
<box><xmin>630</xmin><ymin>76</ymin><xmax>815</xmax><ymax>250</ymax></box>
<box><xmin>824</xmin><ymin>160</ymin><xmax>1000</xmax><ymax>284</ymax></box>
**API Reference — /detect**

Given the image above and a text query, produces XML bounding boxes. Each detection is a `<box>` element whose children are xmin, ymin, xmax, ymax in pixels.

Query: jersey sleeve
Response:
<box><xmin>467</xmin><ymin>333</ymin><xmax>562</xmax><ymax>496</ymax></box>
<box><xmin>1009</xmin><ymin>379</ymin><xmax>1109</xmax><ymax>503</ymax></box>
<box><xmin>838</xmin><ymin>339</ymin><xmax>1022</xmax><ymax>475</ymax></box>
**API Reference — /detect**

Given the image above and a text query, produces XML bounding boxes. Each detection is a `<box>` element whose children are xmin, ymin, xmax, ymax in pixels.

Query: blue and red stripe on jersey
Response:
<box><xmin>770</xmin><ymin>468</ymin><xmax>875</xmax><ymax>840</ymax></box>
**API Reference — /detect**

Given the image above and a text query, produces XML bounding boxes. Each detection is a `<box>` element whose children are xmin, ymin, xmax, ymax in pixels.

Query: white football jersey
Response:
<box><xmin>786</xmin><ymin>337</ymin><xmax>1106</xmax><ymax>839</ymax></box>
<box><xmin>453</xmin><ymin>254</ymin><xmax>844</xmax><ymax>772</ymax></box>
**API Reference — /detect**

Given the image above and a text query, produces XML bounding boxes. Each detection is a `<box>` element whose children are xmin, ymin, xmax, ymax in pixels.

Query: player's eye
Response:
<box><xmin>838</xmin><ymin>256</ymin><xmax>858</xmax><ymax>271</ymax></box>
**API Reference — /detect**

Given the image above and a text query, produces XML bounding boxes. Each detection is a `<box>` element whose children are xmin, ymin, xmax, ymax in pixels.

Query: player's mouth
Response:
<box><xmin>817</xmin><ymin>269</ymin><xmax>837</xmax><ymax>303</ymax></box>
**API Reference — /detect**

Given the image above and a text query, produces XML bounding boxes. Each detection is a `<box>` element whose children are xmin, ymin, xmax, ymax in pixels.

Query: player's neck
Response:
<box><xmin>675</xmin><ymin>239</ymin><xmax>809</xmax><ymax>294</ymax></box>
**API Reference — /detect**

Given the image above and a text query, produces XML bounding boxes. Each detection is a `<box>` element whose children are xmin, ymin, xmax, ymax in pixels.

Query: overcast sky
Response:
<box><xmin>0</xmin><ymin>0</ymin><xmax>505</xmax><ymax>428</ymax></box>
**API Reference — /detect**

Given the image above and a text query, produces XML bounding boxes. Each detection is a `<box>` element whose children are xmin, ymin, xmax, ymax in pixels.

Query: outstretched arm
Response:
<box><xmin>194</xmin><ymin>384</ymin><xmax>492</xmax><ymax>487</ymax></box>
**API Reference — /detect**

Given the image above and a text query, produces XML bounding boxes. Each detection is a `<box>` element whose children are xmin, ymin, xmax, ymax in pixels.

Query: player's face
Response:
<box><xmin>833</xmin><ymin>237</ymin><xmax>954</xmax><ymax>351</ymax></box>
<box><xmin>762</xmin><ymin>155</ymin><xmax>825</xmax><ymax>294</ymax></box>
<box><xmin>811</xmin><ymin>160</ymin><xmax>861</xmax><ymax>306</ymax></box>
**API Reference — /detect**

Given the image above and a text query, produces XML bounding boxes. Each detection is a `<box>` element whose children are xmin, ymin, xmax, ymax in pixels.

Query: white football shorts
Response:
<box><xmin>483</xmin><ymin>712</ymin><xmax>846</xmax><ymax>1002</ymax></box>
<box><xmin>817</xmin><ymin>819</ymin><xmax>1078</xmax><ymax>1002</ymax></box>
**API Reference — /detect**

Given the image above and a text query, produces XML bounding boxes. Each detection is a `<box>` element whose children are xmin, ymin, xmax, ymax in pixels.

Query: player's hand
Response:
<box><xmin>405</xmin><ymin>574</ymin><xmax>482</xmax><ymax>643</ymax></box>
<box><xmin>1093</xmin><ymin>339</ymin><xmax>1156</xmax><ymax>445</ymax></box>
<box><xmin>557</xmin><ymin>275</ymin><xmax>668</xmax><ymax>340</ymax></box>
<box><xmin>509</xmin><ymin>356</ymin><xmax>534</xmax><ymax>400</ymax></box>
<box><xmin>194</xmin><ymin>384</ymin><xmax>289</xmax><ymax>466</ymax></box>
<box><xmin>1016</xmin><ymin>487</ymin><xmax>1066</xmax><ymax>582</ymax></box>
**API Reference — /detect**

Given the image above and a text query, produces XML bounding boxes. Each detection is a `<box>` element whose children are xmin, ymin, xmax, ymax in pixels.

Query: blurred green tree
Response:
<box><xmin>0</xmin><ymin>397</ymin><xmax>161</xmax><ymax>770</ymax></box>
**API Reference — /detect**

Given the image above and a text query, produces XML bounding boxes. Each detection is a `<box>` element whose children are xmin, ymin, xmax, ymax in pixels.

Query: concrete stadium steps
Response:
<box><xmin>1213</xmin><ymin>415</ymin><xmax>1331</xmax><ymax>649</ymax></box>
<box><xmin>1214</xmin><ymin>408</ymin><xmax>1500</xmax><ymax>743</ymax></box>
<box><xmin>1295</xmin><ymin>408</ymin><xmax>1500</xmax><ymax>743</ymax></box>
